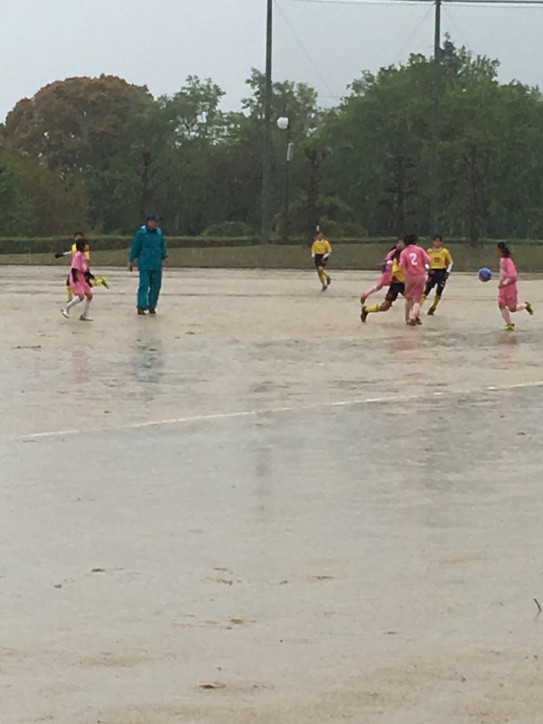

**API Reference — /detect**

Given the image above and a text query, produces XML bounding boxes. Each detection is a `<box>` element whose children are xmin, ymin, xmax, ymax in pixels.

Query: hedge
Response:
<box><xmin>1</xmin><ymin>235</ymin><xmax>543</xmax><ymax>255</ymax></box>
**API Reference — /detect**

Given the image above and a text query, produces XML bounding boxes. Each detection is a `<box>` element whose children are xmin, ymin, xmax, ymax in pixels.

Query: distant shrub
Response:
<box><xmin>201</xmin><ymin>221</ymin><xmax>255</xmax><ymax>237</ymax></box>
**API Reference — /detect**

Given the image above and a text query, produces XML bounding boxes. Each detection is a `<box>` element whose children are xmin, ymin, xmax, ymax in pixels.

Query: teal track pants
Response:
<box><xmin>137</xmin><ymin>268</ymin><xmax>162</xmax><ymax>310</ymax></box>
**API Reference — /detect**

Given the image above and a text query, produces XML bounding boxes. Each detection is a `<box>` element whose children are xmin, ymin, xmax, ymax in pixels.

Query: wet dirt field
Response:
<box><xmin>2</xmin><ymin>265</ymin><xmax>543</xmax><ymax>723</ymax></box>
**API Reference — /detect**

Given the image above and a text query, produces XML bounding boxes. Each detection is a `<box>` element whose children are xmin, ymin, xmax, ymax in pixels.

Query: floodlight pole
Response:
<box><xmin>430</xmin><ymin>0</ymin><xmax>441</xmax><ymax>236</ymax></box>
<box><xmin>261</xmin><ymin>0</ymin><xmax>273</xmax><ymax>243</ymax></box>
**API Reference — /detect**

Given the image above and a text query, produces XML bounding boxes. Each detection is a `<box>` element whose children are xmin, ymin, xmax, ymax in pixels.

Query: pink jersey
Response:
<box><xmin>69</xmin><ymin>251</ymin><xmax>91</xmax><ymax>295</ymax></box>
<box><xmin>498</xmin><ymin>256</ymin><xmax>518</xmax><ymax>307</ymax></box>
<box><xmin>381</xmin><ymin>248</ymin><xmax>396</xmax><ymax>285</ymax></box>
<box><xmin>399</xmin><ymin>245</ymin><xmax>431</xmax><ymax>280</ymax></box>
<box><xmin>499</xmin><ymin>257</ymin><xmax>517</xmax><ymax>286</ymax></box>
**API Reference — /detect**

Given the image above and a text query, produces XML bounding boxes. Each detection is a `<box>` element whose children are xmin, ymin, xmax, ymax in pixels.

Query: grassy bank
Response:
<box><xmin>2</xmin><ymin>242</ymin><xmax>543</xmax><ymax>272</ymax></box>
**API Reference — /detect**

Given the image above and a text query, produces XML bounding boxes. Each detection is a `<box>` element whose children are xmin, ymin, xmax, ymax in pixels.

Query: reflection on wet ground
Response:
<box><xmin>1</xmin><ymin>267</ymin><xmax>543</xmax><ymax>722</ymax></box>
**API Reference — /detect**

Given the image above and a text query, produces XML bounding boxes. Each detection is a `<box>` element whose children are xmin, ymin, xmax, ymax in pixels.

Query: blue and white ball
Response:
<box><xmin>478</xmin><ymin>267</ymin><xmax>492</xmax><ymax>282</ymax></box>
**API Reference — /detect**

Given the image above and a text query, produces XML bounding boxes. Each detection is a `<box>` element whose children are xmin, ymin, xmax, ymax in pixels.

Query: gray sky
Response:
<box><xmin>2</xmin><ymin>0</ymin><xmax>543</xmax><ymax>123</ymax></box>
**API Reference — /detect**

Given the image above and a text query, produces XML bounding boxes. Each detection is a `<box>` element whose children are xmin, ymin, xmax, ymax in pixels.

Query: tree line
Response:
<box><xmin>1</xmin><ymin>39</ymin><xmax>543</xmax><ymax>244</ymax></box>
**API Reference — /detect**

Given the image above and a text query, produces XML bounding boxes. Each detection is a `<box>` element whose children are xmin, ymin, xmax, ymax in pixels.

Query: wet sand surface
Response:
<box><xmin>2</xmin><ymin>266</ymin><xmax>543</xmax><ymax>723</ymax></box>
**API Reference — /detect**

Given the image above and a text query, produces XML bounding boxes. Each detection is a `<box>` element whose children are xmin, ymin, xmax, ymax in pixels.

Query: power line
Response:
<box><xmin>274</xmin><ymin>0</ymin><xmax>336</xmax><ymax>97</ymax></box>
<box><xmin>287</xmin><ymin>0</ymin><xmax>543</xmax><ymax>5</ymax></box>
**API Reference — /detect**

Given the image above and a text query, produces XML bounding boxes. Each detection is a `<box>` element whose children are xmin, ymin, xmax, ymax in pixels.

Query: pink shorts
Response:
<box><xmin>70</xmin><ymin>276</ymin><xmax>91</xmax><ymax>296</ymax></box>
<box><xmin>404</xmin><ymin>276</ymin><xmax>425</xmax><ymax>302</ymax></box>
<box><xmin>498</xmin><ymin>283</ymin><xmax>518</xmax><ymax>308</ymax></box>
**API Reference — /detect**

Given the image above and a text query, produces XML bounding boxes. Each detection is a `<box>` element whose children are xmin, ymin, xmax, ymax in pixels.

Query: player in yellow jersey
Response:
<box><xmin>310</xmin><ymin>230</ymin><xmax>332</xmax><ymax>291</ymax></box>
<box><xmin>56</xmin><ymin>231</ymin><xmax>110</xmax><ymax>302</ymax></box>
<box><xmin>420</xmin><ymin>234</ymin><xmax>453</xmax><ymax>316</ymax></box>
<box><xmin>361</xmin><ymin>238</ymin><xmax>407</xmax><ymax>322</ymax></box>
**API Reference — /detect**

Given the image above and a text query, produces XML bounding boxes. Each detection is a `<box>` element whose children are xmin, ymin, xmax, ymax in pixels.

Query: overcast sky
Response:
<box><xmin>2</xmin><ymin>0</ymin><xmax>543</xmax><ymax>122</ymax></box>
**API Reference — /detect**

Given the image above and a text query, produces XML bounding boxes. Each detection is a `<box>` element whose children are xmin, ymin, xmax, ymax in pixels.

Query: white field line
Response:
<box><xmin>15</xmin><ymin>379</ymin><xmax>543</xmax><ymax>441</ymax></box>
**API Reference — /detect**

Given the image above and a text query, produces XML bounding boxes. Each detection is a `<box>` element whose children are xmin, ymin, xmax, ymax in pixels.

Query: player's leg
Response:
<box><xmin>92</xmin><ymin>276</ymin><xmax>110</xmax><ymax>289</ymax></box>
<box><xmin>148</xmin><ymin>268</ymin><xmax>163</xmax><ymax>313</ymax></box>
<box><xmin>428</xmin><ymin>273</ymin><xmax>446</xmax><ymax>315</ymax></box>
<box><xmin>513</xmin><ymin>302</ymin><xmax>531</xmax><ymax>314</ymax></box>
<box><xmin>317</xmin><ymin>266</ymin><xmax>328</xmax><ymax>291</ymax></box>
<box><xmin>411</xmin><ymin>298</ymin><xmax>422</xmax><ymax>322</ymax></box>
<box><xmin>499</xmin><ymin>303</ymin><xmax>514</xmax><ymax>330</ymax></box>
<box><xmin>420</xmin><ymin>276</ymin><xmax>434</xmax><ymax>310</ymax></box>
<box><xmin>137</xmin><ymin>268</ymin><xmax>151</xmax><ymax>313</ymax></box>
<box><xmin>361</xmin><ymin>282</ymin><xmax>383</xmax><ymax>303</ymax></box>
<box><xmin>61</xmin><ymin>293</ymin><xmax>84</xmax><ymax>318</ymax></box>
<box><xmin>80</xmin><ymin>291</ymin><xmax>93</xmax><ymax>321</ymax></box>
<box><xmin>361</xmin><ymin>286</ymin><xmax>396</xmax><ymax>322</ymax></box>
<box><xmin>66</xmin><ymin>275</ymin><xmax>74</xmax><ymax>303</ymax></box>
<box><xmin>319</xmin><ymin>257</ymin><xmax>330</xmax><ymax>287</ymax></box>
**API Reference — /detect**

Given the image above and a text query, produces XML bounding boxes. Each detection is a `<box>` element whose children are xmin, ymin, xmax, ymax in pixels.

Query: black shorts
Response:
<box><xmin>424</xmin><ymin>269</ymin><xmax>448</xmax><ymax>296</ymax></box>
<box><xmin>314</xmin><ymin>254</ymin><xmax>328</xmax><ymax>268</ymax></box>
<box><xmin>386</xmin><ymin>281</ymin><xmax>405</xmax><ymax>303</ymax></box>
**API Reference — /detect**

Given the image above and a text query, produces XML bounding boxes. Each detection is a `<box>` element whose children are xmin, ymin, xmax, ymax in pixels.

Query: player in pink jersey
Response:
<box><xmin>360</xmin><ymin>241</ymin><xmax>401</xmax><ymax>304</ymax></box>
<box><xmin>496</xmin><ymin>242</ymin><xmax>533</xmax><ymax>331</ymax></box>
<box><xmin>61</xmin><ymin>238</ymin><xmax>94</xmax><ymax>321</ymax></box>
<box><xmin>399</xmin><ymin>234</ymin><xmax>431</xmax><ymax>326</ymax></box>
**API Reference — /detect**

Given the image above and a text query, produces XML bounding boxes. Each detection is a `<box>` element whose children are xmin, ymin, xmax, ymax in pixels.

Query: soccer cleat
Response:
<box><xmin>415</xmin><ymin>317</ymin><xmax>422</xmax><ymax>325</ymax></box>
<box><xmin>526</xmin><ymin>301</ymin><xmax>534</xmax><ymax>316</ymax></box>
<box><xmin>427</xmin><ymin>307</ymin><xmax>436</xmax><ymax>316</ymax></box>
<box><xmin>137</xmin><ymin>307</ymin><xmax>146</xmax><ymax>315</ymax></box>
<box><xmin>321</xmin><ymin>285</ymin><xmax>328</xmax><ymax>292</ymax></box>
<box><xmin>79</xmin><ymin>315</ymin><xmax>93</xmax><ymax>322</ymax></box>
<box><xmin>149</xmin><ymin>307</ymin><xmax>156</xmax><ymax>315</ymax></box>
<box><xmin>101</xmin><ymin>277</ymin><xmax>110</xmax><ymax>289</ymax></box>
<box><xmin>360</xmin><ymin>306</ymin><xmax>368</xmax><ymax>323</ymax></box>
<box><xmin>327</xmin><ymin>276</ymin><xmax>331</xmax><ymax>286</ymax></box>
<box><xmin>501</xmin><ymin>323</ymin><xmax>515</xmax><ymax>332</ymax></box>
<box><xmin>407</xmin><ymin>318</ymin><xmax>418</xmax><ymax>326</ymax></box>
<box><xmin>61</xmin><ymin>308</ymin><xmax>69</xmax><ymax>319</ymax></box>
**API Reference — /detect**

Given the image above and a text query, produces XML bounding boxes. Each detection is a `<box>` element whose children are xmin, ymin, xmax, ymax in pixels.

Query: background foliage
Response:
<box><xmin>1</xmin><ymin>40</ymin><xmax>542</xmax><ymax>244</ymax></box>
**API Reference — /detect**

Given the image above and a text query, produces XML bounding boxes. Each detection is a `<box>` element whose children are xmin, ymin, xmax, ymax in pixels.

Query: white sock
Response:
<box><xmin>81</xmin><ymin>298</ymin><xmax>91</xmax><ymax>316</ymax></box>
<box><xmin>65</xmin><ymin>297</ymin><xmax>81</xmax><ymax>311</ymax></box>
<box><xmin>515</xmin><ymin>303</ymin><xmax>526</xmax><ymax>312</ymax></box>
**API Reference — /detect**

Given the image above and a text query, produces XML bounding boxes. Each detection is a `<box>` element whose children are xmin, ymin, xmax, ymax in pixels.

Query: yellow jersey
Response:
<box><xmin>311</xmin><ymin>239</ymin><xmax>332</xmax><ymax>255</ymax></box>
<box><xmin>391</xmin><ymin>256</ymin><xmax>405</xmax><ymax>282</ymax></box>
<box><xmin>427</xmin><ymin>246</ymin><xmax>452</xmax><ymax>270</ymax></box>
<box><xmin>71</xmin><ymin>242</ymin><xmax>90</xmax><ymax>260</ymax></box>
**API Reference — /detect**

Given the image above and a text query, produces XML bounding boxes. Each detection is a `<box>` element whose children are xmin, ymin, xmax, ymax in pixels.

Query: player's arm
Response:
<box><xmin>445</xmin><ymin>248</ymin><xmax>453</xmax><ymax>275</ymax></box>
<box><xmin>161</xmin><ymin>233</ymin><xmax>169</xmax><ymax>265</ymax></box>
<box><xmin>128</xmin><ymin>231</ymin><xmax>142</xmax><ymax>271</ymax></box>
<box><xmin>323</xmin><ymin>240</ymin><xmax>332</xmax><ymax>258</ymax></box>
<box><xmin>54</xmin><ymin>249</ymin><xmax>72</xmax><ymax>258</ymax></box>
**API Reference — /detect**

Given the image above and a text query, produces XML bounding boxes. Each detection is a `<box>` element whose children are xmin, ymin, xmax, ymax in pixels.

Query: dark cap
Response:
<box><xmin>146</xmin><ymin>213</ymin><xmax>160</xmax><ymax>222</ymax></box>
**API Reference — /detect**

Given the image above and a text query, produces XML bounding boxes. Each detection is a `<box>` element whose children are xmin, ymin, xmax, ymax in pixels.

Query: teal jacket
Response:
<box><xmin>129</xmin><ymin>225</ymin><xmax>168</xmax><ymax>270</ymax></box>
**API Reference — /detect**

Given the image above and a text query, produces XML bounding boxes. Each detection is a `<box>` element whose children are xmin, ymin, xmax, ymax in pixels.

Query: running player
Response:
<box><xmin>56</xmin><ymin>231</ymin><xmax>110</xmax><ymax>302</ymax></box>
<box><xmin>61</xmin><ymin>238</ymin><xmax>95</xmax><ymax>321</ymax></box>
<box><xmin>399</xmin><ymin>234</ymin><xmax>431</xmax><ymax>326</ymax></box>
<box><xmin>496</xmin><ymin>242</ymin><xmax>534</xmax><ymax>331</ymax></box>
<box><xmin>361</xmin><ymin>238</ymin><xmax>405</xmax><ymax>322</ymax></box>
<box><xmin>360</xmin><ymin>241</ymin><xmax>401</xmax><ymax>304</ymax></box>
<box><xmin>311</xmin><ymin>230</ymin><xmax>332</xmax><ymax>291</ymax></box>
<box><xmin>420</xmin><ymin>234</ymin><xmax>453</xmax><ymax>316</ymax></box>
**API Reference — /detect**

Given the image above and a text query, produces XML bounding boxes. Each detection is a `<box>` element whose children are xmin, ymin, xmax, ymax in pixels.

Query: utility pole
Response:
<box><xmin>261</xmin><ymin>0</ymin><xmax>273</xmax><ymax>243</ymax></box>
<box><xmin>430</xmin><ymin>0</ymin><xmax>441</xmax><ymax>236</ymax></box>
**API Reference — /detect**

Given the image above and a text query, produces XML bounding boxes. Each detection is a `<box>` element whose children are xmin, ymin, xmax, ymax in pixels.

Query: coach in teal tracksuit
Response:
<box><xmin>128</xmin><ymin>214</ymin><xmax>168</xmax><ymax>315</ymax></box>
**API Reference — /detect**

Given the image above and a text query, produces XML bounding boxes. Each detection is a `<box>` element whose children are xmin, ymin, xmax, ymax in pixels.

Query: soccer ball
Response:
<box><xmin>478</xmin><ymin>267</ymin><xmax>492</xmax><ymax>282</ymax></box>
